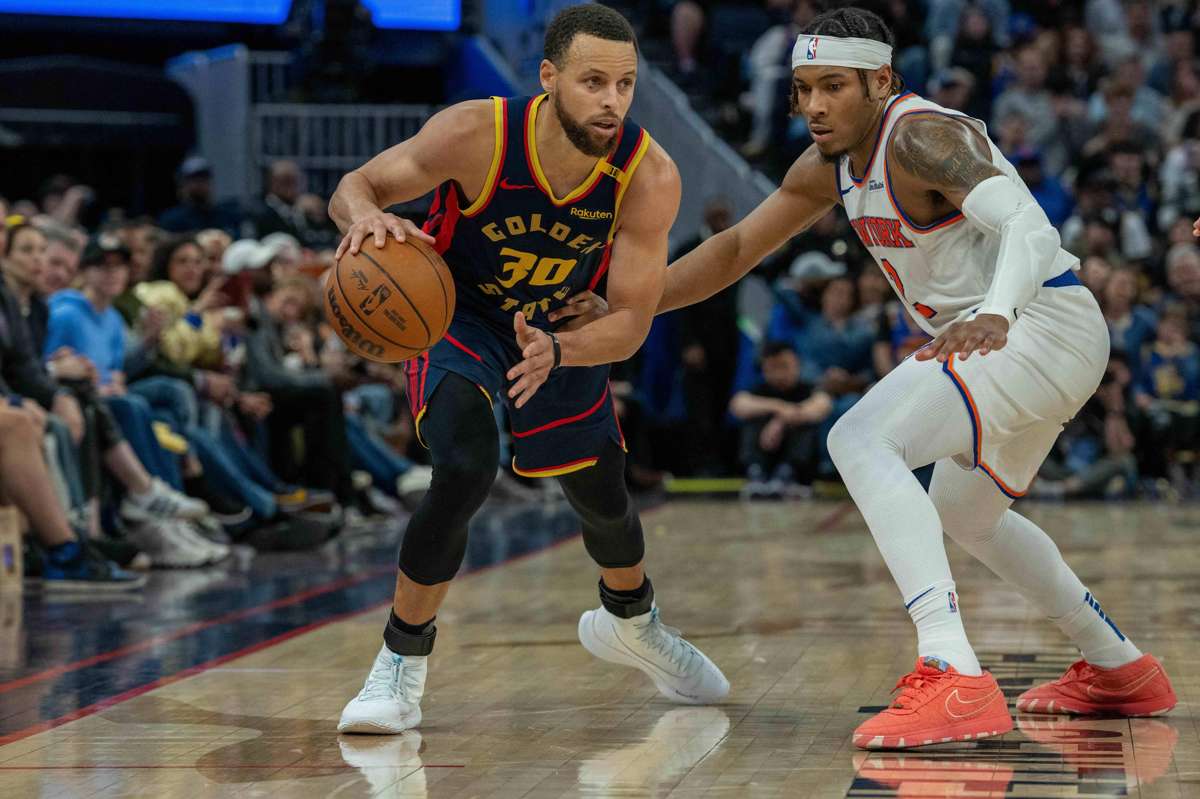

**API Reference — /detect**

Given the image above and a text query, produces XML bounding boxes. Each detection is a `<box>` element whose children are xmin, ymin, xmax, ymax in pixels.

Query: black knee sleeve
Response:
<box><xmin>398</xmin><ymin>374</ymin><xmax>498</xmax><ymax>584</ymax></box>
<box><xmin>558</xmin><ymin>442</ymin><xmax>645</xmax><ymax>569</ymax></box>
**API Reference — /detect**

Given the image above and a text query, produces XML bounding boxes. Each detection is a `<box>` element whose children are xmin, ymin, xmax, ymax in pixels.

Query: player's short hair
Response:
<box><xmin>544</xmin><ymin>3</ymin><xmax>638</xmax><ymax>68</ymax></box>
<box><xmin>792</xmin><ymin>6</ymin><xmax>905</xmax><ymax>114</ymax></box>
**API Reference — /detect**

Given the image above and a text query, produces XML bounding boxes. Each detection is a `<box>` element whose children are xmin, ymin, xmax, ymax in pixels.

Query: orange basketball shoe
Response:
<box><xmin>853</xmin><ymin>658</ymin><xmax>1013</xmax><ymax>749</ymax></box>
<box><xmin>1015</xmin><ymin>654</ymin><xmax>1176</xmax><ymax>716</ymax></box>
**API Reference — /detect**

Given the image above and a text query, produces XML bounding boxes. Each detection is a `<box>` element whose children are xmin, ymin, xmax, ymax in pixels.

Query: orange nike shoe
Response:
<box><xmin>1015</xmin><ymin>654</ymin><xmax>1176</xmax><ymax>716</ymax></box>
<box><xmin>853</xmin><ymin>658</ymin><xmax>1013</xmax><ymax>750</ymax></box>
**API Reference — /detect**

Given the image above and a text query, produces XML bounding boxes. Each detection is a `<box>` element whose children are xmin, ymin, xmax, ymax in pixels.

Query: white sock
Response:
<box><xmin>1051</xmin><ymin>589</ymin><xmax>1143</xmax><ymax>668</ymax></box>
<box><xmin>906</xmin><ymin>580</ymin><xmax>982</xmax><ymax>676</ymax></box>
<box><xmin>826</xmin><ymin>359</ymin><xmax>983</xmax><ymax>676</ymax></box>
<box><xmin>933</xmin><ymin>467</ymin><xmax>1145</xmax><ymax>670</ymax></box>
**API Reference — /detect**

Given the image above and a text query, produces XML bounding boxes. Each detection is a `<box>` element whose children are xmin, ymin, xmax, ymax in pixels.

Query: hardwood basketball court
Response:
<box><xmin>1</xmin><ymin>498</ymin><xmax>1196</xmax><ymax>797</ymax></box>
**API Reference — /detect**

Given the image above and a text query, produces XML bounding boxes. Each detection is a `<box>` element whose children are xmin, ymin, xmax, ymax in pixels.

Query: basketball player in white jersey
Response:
<box><xmin>594</xmin><ymin>7</ymin><xmax>1178</xmax><ymax>748</ymax></box>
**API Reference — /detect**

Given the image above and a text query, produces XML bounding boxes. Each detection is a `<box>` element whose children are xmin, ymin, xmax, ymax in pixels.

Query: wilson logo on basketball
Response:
<box><xmin>359</xmin><ymin>284</ymin><xmax>392</xmax><ymax>316</ymax></box>
<box><xmin>326</xmin><ymin>285</ymin><xmax>386</xmax><ymax>360</ymax></box>
<box><xmin>569</xmin><ymin>207</ymin><xmax>613</xmax><ymax>220</ymax></box>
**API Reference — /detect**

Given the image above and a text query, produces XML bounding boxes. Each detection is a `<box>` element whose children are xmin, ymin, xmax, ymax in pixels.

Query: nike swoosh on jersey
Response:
<box><xmin>500</xmin><ymin>178</ymin><xmax>536</xmax><ymax>191</ymax></box>
<box><xmin>944</xmin><ymin>687</ymin><xmax>1000</xmax><ymax>719</ymax></box>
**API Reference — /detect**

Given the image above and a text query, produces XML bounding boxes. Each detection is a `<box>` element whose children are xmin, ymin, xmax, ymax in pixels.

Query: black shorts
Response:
<box><xmin>404</xmin><ymin>312</ymin><xmax>624</xmax><ymax>478</ymax></box>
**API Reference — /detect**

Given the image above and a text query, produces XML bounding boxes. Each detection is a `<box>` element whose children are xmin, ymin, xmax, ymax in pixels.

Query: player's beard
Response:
<box><xmin>553</xmin><ymin>92</ymin><xmax>619</xmax><ymax>158</ymax></box>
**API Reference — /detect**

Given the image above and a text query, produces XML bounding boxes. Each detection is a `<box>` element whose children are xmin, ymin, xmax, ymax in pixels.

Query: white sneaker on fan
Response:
<box><xmin>578</xmin><ymin>605</ymin><xmax>729</xmax><ymax>705</ymax></box>
<box><xmin>338</xmin><ymin>645</ymin><xmax>427</xmax><ymax>734</ymax></box>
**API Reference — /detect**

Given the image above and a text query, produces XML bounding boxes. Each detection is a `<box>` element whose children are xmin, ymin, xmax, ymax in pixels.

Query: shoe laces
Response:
<box><xmin>360</xmin><ymin>654</ymin><xmax>419</xmax><ymax>703</ymax></box>
<box><xmin>891</xmin><ymin>668</ymin><xmax>954</xmax><ymax>709</ymax></box>
<box><xmin>634</xmin><ymin>608</ymin><xmax>699</xmax><ymax>673</ymax></box>
<box><xmin>1057</xmin><ymin>659</ymin><xmax>1098</xmax><ymax>685</ymax></box>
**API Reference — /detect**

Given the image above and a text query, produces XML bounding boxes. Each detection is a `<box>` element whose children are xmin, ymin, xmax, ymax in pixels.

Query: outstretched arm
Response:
<box><xmin>888</xmin><ymin>113</ymin><xmax>1060</xmax><ymax>362</ymax></box>
<box><xmin>657</xmin><ymin>145</ymin><xmax>840</xmax><ymax>314</ymax></box>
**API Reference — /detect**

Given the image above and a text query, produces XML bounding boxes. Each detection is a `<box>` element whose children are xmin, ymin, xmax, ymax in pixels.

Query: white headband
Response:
<box><xmin>791</xmin><ymin>34</ymin><xmax>893</xmax><ymax>71</ymax></box>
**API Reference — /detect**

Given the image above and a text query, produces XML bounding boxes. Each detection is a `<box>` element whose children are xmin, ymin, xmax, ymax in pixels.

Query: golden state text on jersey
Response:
<box><xmin>421</xmin><ymin>94</ymin><xmax>651</xmax><ymax>333</ymax></box>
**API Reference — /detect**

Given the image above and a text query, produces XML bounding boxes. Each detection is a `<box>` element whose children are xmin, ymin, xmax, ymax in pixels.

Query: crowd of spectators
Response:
<box><xmin>609</xmin><ymin>0</ymin><xmax>1200</xmax><ymax>500</ymax></box>
<box><xmin>0</xmin><ymin>157</ymin><xmax>439</xmax><ymax>593</ymax></box>
<box><xmin>8</xmin><ymin>1</ymin><xmax>1200</xmax><ymax>596</ymax></box>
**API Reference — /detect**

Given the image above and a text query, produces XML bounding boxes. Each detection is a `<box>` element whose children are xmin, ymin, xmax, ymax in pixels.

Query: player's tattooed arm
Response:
<box><xmin>887</xmin><ymin>113</ymin><xmax>1001</xmax><ymax>206</ymax></box>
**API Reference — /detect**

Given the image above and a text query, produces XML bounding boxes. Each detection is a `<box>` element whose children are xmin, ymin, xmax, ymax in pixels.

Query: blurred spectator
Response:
<box><xmin>1013</xmin><ymin>149</ymin><xmax>1074</xmax><ymax>228</ymax></box>
<box><xmin>669</xmin><ymin>0</ymin><xmax>706</xmax><ymax>77</ymax></box>
<box><xmin>1150</xmin><ymin>12</ymin><xmax>1196</xmax><ymax>95</ymax></box>
<box><xmin>295</xmin><ymin>193</ymin><xmax>342</xmax><ymax>250</ymax></box>
<box><xmin>928</xmin><ymin>67</ymin><xmax>976</xmax><ymax>114</ymax></box>
<box><xmin>1132</xmin><ymin>307</ymin><xmax>1200</xmax><ymax>489</ymax></box>
<box><xmin>245</xmin><ymin>271</ymin><xmax>356</xmax><ymax>507</ymax></box>
<box><xmin>1102</xmin><ymin>267</ymin><xmax>1157</xmax><ymax>369</ymax></box>
<box><xmin>768</xmin><ymin>274</ymin><xmax>875</xmax><ymax>397</ymax></box>
<box><xmin>673</xmin><ymin>198</ymin><xmax>739</xmax><ymax>474</ymax></box>
<box><xmin>1059</xmin><ymin>25</ymin><xmax>1105</xmax><ymax>101</ymax></box>
<box><xmin>158</xmin><ymin>156</ymin><xmax>241</xmax><ymax>237</ymax></box>
<box><xmin>741</xmin><ymin>0</ymin><xmax>818</xmax><ymax>158</ymax></box>
<box><xmin>195</xmin><ymin>229</ymin><xmax>232</xmax><ymax>282</ymax></box>
<box><xmin>246</xmin><ymin>160</ymin><xmax>306</xmax><ymax>241</ymax></box>
<box><xmin>39</xmin><ymin>221</ymin><xmax>82</xmax><ymax>296</ymax></box>
<box><xmin>1158</xmin><ymin>111</ymin><xmax>1200</xmax><ymax>231</ymax></box>
<box><xmin>729</xmin><ymin>340</ymin><xmax>832</xmax><ymax>497</ymax></box>
<box><xmin>1032</xmin><ymin>354</ymin><xmax>1139</xmax><ymax>499</ymax></box>
<box><xmin>993</xmin><ymin>47</ymin><xmax>1066</xmax><ymax>173</ymax></box>
<box><xmin>1164</xmin><ymin>243</ymin><xmax>1200</xmax><ymax>341</ymax></box>
<box><xmin>949</xmin><ymin>6</ymin><xmax>998</xmax><ymax>121</ymax></box>
<box><xmin>0</xmin><ymin>404</ymin><xmax>143</xmax><ymax>589</ymax></box>
<box><xmin>1087</xmin><ymin>56</ymin><xmax>1166</xmax><ymax>133</ymax></box>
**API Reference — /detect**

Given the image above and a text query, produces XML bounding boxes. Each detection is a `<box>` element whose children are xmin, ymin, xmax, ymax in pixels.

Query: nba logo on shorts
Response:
<box><xmin>806</xmin><ymin>36</ymin><xmax>819</xmax><ymax>60</ymax></box>
<box><xmin>947</xmin><ymin>591</ymin><xmax>958</xmax><ymax>613</ymax></box>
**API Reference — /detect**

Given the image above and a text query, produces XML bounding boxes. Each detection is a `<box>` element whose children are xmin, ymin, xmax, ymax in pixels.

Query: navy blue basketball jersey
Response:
<box><xmin>421</xmin><ymin>94</ymin><xmax>651</xmax><ymax>334</ymax></box>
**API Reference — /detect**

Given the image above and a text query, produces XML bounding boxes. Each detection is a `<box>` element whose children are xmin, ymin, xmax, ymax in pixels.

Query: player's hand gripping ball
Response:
<box><xmin>325</xmin><ymin>215</ymin><xmax>455</xmax><ymax>362</ymax></box>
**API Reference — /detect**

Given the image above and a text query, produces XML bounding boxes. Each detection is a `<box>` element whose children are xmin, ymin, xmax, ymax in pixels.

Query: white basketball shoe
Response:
<box><xmin>337</xmin><ymin>645</ymin><xmax>427</xmax><ymax>734</ymax></box>
<box><xmin>578</xmin><ymin>605</ymin><xmax>729</xmax><ymax>704</ymax></box>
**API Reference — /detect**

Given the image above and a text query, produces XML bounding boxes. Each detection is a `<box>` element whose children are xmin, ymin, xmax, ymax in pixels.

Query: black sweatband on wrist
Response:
<box><xmin>550</xmin><ymin>332</ymin><xmax>562</xmax><ymax>371</ymax></box>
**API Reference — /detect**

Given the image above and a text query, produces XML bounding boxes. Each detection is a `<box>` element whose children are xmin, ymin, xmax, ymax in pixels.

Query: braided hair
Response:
<box><xmin>791</xmin><ymin>6</ymin><xmax>905</xmax><ymax>115</ymax></box>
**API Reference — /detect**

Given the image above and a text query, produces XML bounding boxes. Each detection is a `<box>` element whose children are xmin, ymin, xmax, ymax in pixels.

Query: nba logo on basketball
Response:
<box><xmin>806</xmin><ymin>37</ymin><xmax>819</xmax><ymax>59</ymax></box>
<box><xmin>948</xmin><ymin>592</ymin><xmax>958</xmax><ymax>613</ymax></box>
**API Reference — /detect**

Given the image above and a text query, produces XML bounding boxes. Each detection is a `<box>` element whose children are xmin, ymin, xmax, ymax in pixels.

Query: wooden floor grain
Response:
<box><xmin>1</xmin><ymin>499</ymin><xmax>1196</xmax><ymax>797</ymax></box>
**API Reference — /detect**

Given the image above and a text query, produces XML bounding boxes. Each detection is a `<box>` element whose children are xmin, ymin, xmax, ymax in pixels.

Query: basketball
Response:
<box><xmin>323</xmin><ymin>236</ymin><xmax>455</xmax><ymax>363</ymax></box>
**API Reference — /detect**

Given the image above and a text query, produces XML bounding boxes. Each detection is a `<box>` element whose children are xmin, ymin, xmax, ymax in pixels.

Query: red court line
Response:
<box><xmin>0</xmin><ymin>530</ymin><xmax>587</xmax><ymax>748</ymax></box>
<box><xmin>0</xmin><ymin>566</ymin><xmax>397</xmax><ymax>697</ymax></box>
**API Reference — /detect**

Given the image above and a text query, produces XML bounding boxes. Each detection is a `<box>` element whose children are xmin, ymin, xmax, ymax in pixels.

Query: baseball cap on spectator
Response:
<box><xmin>80</xmin><ymin>232</ymin><xmax>131</xmax><ymax>267</ymax></box>
<box><xmin>178</xmin><ymin>156</ymin><xmax>212</xmax><ymax>181</ymax></box>
<box><xmin>788</xmin><ymin>251</ymin><xmax>846</xmax><ymax>282</ymax></box>
<box><xmin>221</xmin><ymin>238</ymin><xmax>288</xmax><ymax>274</ymax></box>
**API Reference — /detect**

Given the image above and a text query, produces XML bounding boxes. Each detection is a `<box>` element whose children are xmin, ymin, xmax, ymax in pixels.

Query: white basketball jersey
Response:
<box><xmin>836</xmin><ymin>92</ymin><xmax>1079</xmax><ymax>337</ymax></box>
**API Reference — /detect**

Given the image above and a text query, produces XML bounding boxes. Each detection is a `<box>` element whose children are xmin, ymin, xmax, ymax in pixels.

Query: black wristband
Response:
<box><xmin>549</xmin><ymin>332</ymin><xmax>562</xmax><ymax>371</ymax></box>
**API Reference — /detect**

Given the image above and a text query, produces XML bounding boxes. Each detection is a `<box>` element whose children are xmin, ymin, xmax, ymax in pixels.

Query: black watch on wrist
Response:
<box><xmin>549</xmin><ymin>332</ymin><xmax>562</xmax><ymax>371</ymax></box>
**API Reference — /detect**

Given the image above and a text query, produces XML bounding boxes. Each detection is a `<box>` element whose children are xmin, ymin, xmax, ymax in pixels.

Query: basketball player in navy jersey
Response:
<box><xmin>329</xmin><ymin>4</ymin><xmax>728</xmax><ymax>734</ymax></box>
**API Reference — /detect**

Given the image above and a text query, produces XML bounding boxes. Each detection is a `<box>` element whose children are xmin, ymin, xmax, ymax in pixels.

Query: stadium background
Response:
<box><xmin>2</xmin><ymin>0</ymin><xmax>1199</xmax><ymax>572</ymax></box>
